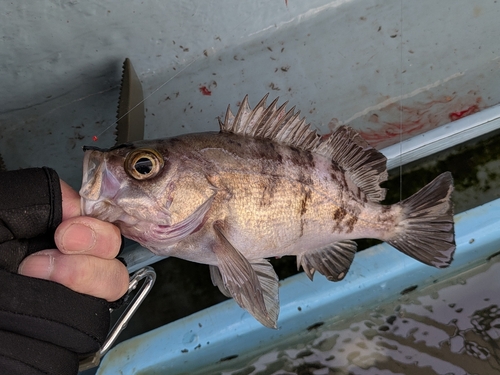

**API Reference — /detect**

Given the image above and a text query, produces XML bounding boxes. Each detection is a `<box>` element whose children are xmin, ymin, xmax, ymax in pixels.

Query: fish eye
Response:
<box><xmin>124</xmin><ymin>148</ymin><xmax>164</xmax><ymax>180</ymax></box>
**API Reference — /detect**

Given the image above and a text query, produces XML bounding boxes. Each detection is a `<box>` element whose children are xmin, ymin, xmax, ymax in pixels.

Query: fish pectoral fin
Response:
<box><xmin>212</xmin><ymin>221</ymin><xmax>279</xmax><ymax>329</ymax></box>
<box><xmin>297</xmin><ymin>240</ymin><xmax>357</xmax><ymax>282</ymax></box>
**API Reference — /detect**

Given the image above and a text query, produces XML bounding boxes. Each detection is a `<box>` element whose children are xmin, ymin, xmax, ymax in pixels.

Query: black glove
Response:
<box><xmin>0</xmin><ymin>168</ymin><xmax>112</xmax><ymax>375</ymax></box>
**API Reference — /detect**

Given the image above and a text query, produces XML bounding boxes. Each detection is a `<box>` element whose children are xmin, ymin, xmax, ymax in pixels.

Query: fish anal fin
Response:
<box><xmin>212</xmin><ymin>221</ymin><xmax>279</xmax><ymax>328</ymax></box>
<box><xmin>209</xmin><ymin>265</ymin><xmax>232</xmax><ymax>298</ymax></box>
<box><xmin>249</xmin><ymin>259</ymin><xmax>279</xmax><ymax>327</ymax></box>
<box><xmin>298</xmin><ymin>240</ymin><xmax>357</xmax><ymax>282</ymax></box>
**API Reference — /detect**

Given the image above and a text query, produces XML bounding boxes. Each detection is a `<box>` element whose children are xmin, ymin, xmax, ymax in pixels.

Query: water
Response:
<box><xmin>210</xmin><ymin>256</ymin><xmax>500</xmax><ymax>375</ymax></box>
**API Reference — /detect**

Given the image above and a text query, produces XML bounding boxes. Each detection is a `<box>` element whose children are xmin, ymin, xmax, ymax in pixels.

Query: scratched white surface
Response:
<box><xmin>1</xmin><ymin>0</ymin><xmax>500</xmax><ymax>188</ymax></box>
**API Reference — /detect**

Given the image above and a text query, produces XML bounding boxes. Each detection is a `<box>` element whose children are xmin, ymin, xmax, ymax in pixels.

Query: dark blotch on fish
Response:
<box><xmin>268</xmin><ymin>142</ymin><xmax>283</xmax><ymax>163</ymax></box>
<box><xmin>333</xmin><ymin>207</ymin><xmax>348</xmax><ymax>223</ymax></box>
<box><xmin>260</xmin><ymin>177</ymin><xmax>279</xmax><ymax>206</ymax></box>
<box><xmin>345</xmin><ymin>215</ymin><xmax>358</xmax><ymax>233</ymax></box>
<box><xmin>300</xmin><ymin>188</ymin><xmax>311</xmax><ymax>216</ymax></box>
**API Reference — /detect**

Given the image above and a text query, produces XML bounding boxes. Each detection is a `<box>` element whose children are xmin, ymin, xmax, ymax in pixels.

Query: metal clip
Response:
<box><xmin>79</xmin><ymin>266</ymin><xmax>156</xmax><ymax>371</ymax></box>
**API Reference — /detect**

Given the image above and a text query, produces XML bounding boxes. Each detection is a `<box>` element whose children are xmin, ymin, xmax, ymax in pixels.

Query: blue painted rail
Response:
<box><xmin>96</xmin><ymin>197</ymin><xmax>500</xmax><ymax>374</ymax></box>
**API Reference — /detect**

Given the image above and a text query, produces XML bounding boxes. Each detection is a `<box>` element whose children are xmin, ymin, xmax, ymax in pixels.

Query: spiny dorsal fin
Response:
<box><xmin>220</xmin><ymin>95</ymin><xmax>388</xmax><ymax>202</ymax></box>
<box><xmin>219</xmin><ymin>94</ymin><xmax>321</xmax><ymax>152</ymax></box>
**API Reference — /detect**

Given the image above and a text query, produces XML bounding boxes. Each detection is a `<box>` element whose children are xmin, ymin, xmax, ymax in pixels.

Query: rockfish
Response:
<box><xmin>80</xmin><ymin>95</ymin><xmax>455</xmax><ymax>328</ymax></box>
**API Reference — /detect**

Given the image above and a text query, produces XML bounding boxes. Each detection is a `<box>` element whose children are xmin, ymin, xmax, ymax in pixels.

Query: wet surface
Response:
<box><xmin>204</xmin><ymin>255</ymin><xmax>500</xmax><ymax>375</ymax></box>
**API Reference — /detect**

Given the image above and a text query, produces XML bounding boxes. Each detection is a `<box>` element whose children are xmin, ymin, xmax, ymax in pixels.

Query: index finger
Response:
<box><xmin>61</xmin><ymin>180</ymin><xmax>82</xmax><ymax>220</ymax></box>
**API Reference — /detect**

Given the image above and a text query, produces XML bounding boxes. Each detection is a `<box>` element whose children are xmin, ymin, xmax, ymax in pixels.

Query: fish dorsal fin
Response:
<box><xmin>219</xmin><ymin>94</ymin><xmax>321</xmax><ymax>152</ymax></box>
<box><xmin>219</xmin><ymin>95</ymin><xmax>388</xmax><ymax>202</ymax></box>
<box><xmin>316</xmin><ymin>125</ymin><xmax>388</xmax><ymax>202</ymax></box>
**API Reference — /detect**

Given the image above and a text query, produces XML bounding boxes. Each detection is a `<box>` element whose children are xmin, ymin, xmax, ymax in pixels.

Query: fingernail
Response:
<box><xmin>60</xmin><ymin>222</ymin><xmax>96</xmax><ymax>253</ymax></box>
<box><xmin>18</xmin><ymin>251</ymin><xmax>55</xmax><ymax>279</ymax></box>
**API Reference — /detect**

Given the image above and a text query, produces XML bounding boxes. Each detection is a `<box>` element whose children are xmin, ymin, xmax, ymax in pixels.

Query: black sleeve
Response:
<box><xmin>0</xmin><ymin>167</ymin><xmax>62</xmax><ymax>272</ymax></box>
<box><xmin>0</xmin><ymin>168</ymin><xmax>111</xmax><ymax>375</ymax></box>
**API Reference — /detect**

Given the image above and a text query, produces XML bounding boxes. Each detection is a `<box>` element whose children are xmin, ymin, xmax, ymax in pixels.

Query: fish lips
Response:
<box><xmin>80</xmin><ymin>149</ymin><xmax>121</xmax><ymax>215</ymax></box>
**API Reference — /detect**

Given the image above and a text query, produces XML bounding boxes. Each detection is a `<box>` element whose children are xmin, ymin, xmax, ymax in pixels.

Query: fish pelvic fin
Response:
<box><xmin>387</xmin><ymin>172</ymin><xmax>455</xmax><ymax>268</ymax></box>
<box><xmin>212</xmin><ymin>220</ymin><xmax>279</xmax><ymax>328</ymax></box>
<box><xmin>220</xmin><ymin>95</ymin><xmax>387</xmax><ymax>202</ymax></box>
<box><xmin>297</xmin><ymin>240</ymin><xmax>357</xmax><ymax>281</ymax></box>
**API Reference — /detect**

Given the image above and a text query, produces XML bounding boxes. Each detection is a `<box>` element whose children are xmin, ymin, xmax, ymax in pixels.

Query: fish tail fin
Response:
<box><xmin>387</xmin><ymin>172</ymin><xmax>455</xmax><ymax>268</ymax></box>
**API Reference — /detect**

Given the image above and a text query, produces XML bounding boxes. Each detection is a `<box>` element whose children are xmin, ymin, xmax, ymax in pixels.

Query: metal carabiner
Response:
<box><xmin>79</xmin><ymin>266</ymin><xmax>157</xmax><ymax>371</ymax></box>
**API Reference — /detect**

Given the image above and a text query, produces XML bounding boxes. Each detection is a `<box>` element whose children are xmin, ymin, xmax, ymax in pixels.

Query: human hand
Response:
<box><xmin>18</xmin><ymin>180</ymin><xmax>129</xmax><ymax>301</ymax></box>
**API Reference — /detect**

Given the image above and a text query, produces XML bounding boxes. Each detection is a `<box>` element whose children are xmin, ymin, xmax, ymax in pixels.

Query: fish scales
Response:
<box><xmin>80</xmin><ymin>95</ymin><xmax>456</xmax><ymax>328</ymax></box>
<box><xmin>167</xmin><ymin>133</ymin><xmax>371</xmax><ymax>259</ymax></box>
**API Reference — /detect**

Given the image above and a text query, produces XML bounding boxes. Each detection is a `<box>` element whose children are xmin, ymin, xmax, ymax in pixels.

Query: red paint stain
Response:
<box><xmin>449</xmin><ymin>105</ymin><xmax>479</xmax><ymax>121</ymax></box>
<box><xmin>92</xmin><ymin>135</ymin><xmax>98</xmax><ymax>142</ymax></box>
<box><xmin>357</xmin><ymin>103</ymin><xmax>435</xmax><ymax>148</ymax></box>
<box><xmin>353</xmin><ymin>95</ymin><xmax>483</xmax><ymax>149</ymax></box>
<box><xmin>359</xmin><ymin>118</ymin><xmax>427</xmax><ymax>148</ymax></box>
<box><xmin>199</xmin><ymin>86</ymin><xmax>212</xmax><ymax>96</ymax></box>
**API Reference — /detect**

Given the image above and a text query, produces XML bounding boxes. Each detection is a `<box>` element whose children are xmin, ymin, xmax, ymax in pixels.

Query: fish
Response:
<box><xmin>79</xmin><ymin>94</ymin><xmax>455</xmax><ymax>328</ymax></box>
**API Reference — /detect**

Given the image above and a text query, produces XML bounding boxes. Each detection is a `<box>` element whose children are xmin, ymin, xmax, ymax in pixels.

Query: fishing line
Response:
<box><xmin>92</xmin><ymin>59</ymin><xmax>196</xmax><ymax>141</ymax></box>
<box><xmin>36</xmin><ymin>86</ymin><xmax>120</xmax><ymax>119</ymax></box>
<box><xmin>399</xmin><ymin>0</ymin><xmax>404</xmax><ymax>201</ymax></box>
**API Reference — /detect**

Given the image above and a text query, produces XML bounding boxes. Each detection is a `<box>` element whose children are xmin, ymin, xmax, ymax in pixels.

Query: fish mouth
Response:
<box><xmin>80</xmin><ymin>149</ymin><xmax>121</xmax><ymax>216</ymax></box>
